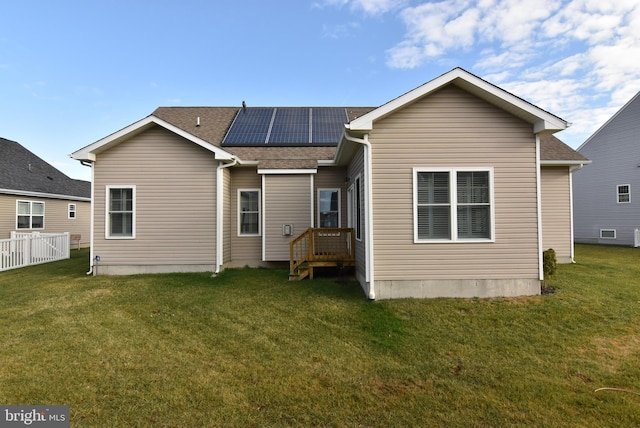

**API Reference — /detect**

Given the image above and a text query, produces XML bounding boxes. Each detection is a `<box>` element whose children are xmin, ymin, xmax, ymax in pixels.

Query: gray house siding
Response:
<box><xmin>574</xmin><ymin>91</ymin><xmax>640</xmax><ymax>246</ymax></box>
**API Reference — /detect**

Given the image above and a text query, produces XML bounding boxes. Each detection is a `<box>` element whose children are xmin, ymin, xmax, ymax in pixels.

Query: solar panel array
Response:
<box><xmin>222</xmin><ymin>107</ymin><xmax>348</xmax><ymax>146</ymax></box>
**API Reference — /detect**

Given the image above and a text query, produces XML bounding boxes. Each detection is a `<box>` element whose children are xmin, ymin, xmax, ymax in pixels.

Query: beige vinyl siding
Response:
<box><xmin>222</xmin><ymin>167</ymin><xmax>232</xmax><ymax>264</ymax></box>
<box><xmin>347</xmin><ymin>146</ymin><xmax>367</xmax><ymax>284</ymax></box>
<box><xmin>0</xmin><ymin>194</ymin><xmax>90</xmax><ymax>245</ymax></box>
<box><xmin>93</xmin><ymin>126</ymin><xmax>217</xmax><ymax>270</ymax></box>
<box><xmin>314</xmin><ymin>166</ymin><xmax>347</xmax><ymax>228</ymax></box>
<box><xmin>541</xmin><ymin>167</ymin><xmax>573</xmax><ymax>263</ymax></box>
<box><xmin>0</xmin><ymin>195</ymin><xmax>20</xmax><ymax>239</ymax></box>
<box><xmin>370</xmin><ymin>84</ymin><xmax>539</xmax><ymax>281</ymax></box>
<box><xmin>263</xmin><ymin>174</ymin><xmax>312</xmax><ymax>261</ymax></box>
<box><xmin>229</xmin><ymin>167</ymin><xmax>262</xmax><ymax>264</ymax></box>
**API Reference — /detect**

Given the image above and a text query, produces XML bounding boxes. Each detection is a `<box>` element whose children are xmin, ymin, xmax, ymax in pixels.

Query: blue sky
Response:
<box><xmin>2</xmin><ymin>0</ymin><xmax>639</xmax><ymax>182</ymax></box>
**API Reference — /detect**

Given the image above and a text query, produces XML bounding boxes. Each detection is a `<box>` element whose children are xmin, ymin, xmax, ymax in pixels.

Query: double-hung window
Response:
<box><xmin>238</xmin><ymin>189</ymin><xmax>260</xmax><ymax>236</ymax></box>
<box><xmin>17</xmin><ymin>200</ymin><xmax>45</xmax><ymax>229</ymax></box>
<box><xmin>414</xmin><ymin>168</ymin><xmax>494</xmax><ymax>242</ymax></box>
<box><xmin>106</xmin><ymin>186</ymin><xmax>135</xmax><ymax>238</ymax></box>
<box><xmin>617</xmin><ymin>184</ymin><xmax>630</xmax><ymax>203</ymax></box>
<box><xmin>68</xmin><ymin>203</ymin><xmax>77</xmax><ymax>219</ymax></box>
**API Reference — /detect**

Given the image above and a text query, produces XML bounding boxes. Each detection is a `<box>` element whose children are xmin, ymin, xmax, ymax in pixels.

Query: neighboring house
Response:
<box><xmin>573</xmin><ymin>91</ymin><xmax>640</xmax><ymax>247</ymax></box>
<box><xmin>70</xmin><ymin>67</ymin><xmax>586</xmax><ymax>299</ymax></box>
<box><xmin>0</xmin><ymin>138</ymin><xmax>91</xmax><ymax>246</ymax></box>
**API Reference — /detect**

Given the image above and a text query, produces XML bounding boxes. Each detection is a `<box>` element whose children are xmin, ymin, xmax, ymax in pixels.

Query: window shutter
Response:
<box><xmin>417</xmin><ymin>172</ymin><xmax>451</xmax><ymax>239</ymax></box>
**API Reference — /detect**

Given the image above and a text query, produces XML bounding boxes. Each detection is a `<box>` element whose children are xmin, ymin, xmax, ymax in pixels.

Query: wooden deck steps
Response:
<box><xmin>289</xmin><ymin>228</ymin><xmax>355</xmax><ymax>281</ymax></box>
<box><xmin>289</xmin><ymin>259</ymin><xmax>356</xmax><ymax>281</ymax></box>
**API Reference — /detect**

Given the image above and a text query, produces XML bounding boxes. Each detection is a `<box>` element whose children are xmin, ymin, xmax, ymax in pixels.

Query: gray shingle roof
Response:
<box><xmin>152</xmin><ymin>106</ymin><xmax>375</xmax><ymax>168</ymax></box>
<box><xmin>0</xmin><ymin>137</ymin><xmax>90</xmax><ymax>199</ymax></box>
<box><xmin>540</xmin><ymin>134</ymin><xmax>590</xmax><ymax>163</ymax></box>
<box><xmin>152</xmin><ymin>106</ymin><xmax>586</xmax><ymax>165</ymax></box>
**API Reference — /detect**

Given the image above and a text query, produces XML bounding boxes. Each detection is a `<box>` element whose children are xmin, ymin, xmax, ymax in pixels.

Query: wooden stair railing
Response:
<box><xmin>289</xmin><ymin>228</ymin><xmax>355</xmax><ymax>280</ymax></box>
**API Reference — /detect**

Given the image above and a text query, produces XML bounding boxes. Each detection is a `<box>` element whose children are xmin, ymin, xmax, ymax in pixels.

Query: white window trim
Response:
<box><xmin>105</xmin><ymin>185</ymin><xmax>136</xmax><ymax>239</ymax></box>
<box><xmin>600</xmin><ymin>229</ymin><xmax>616</xmax><ymax>239</ymax></box>
<box><xmin>16</xmin><ymin>200</ymin><xmax>45</xmax><ymax>230</ymax></box>
<box><xmin>68</xmin><ymin>203</ymin><xmax>77</xmax><ymax>220</ymax></box>
<box><xmin>317</xmin><ymin>188</ymin><xmax>341</xmax><ymax>228</ymax></box>
<box><xmin>617</xmin><ymin>184</ymin><xmax>631</xmax><ymax>204</ymax></box>
<box><xmin>413</xmin><ymin>167</ymin><xmax>495</xmax><ymax>243</ymax></box>
<box><xmin>237</xmin><ymin>188</ymin><xmax>261</xmax><ymax>237</ymax></box>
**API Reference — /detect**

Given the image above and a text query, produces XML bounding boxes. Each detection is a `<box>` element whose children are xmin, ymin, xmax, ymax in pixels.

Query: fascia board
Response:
<box><xmin>257</xmin><ymin>169</ymin><xmax>317</xmax><ymax>175</ymax></box>
<box><xmin>349</xmin><ymin>68</ymin><xmax>568</xmax><ymax>132</ymax></box>
<box><xmin>533</xmin><ymin>118</ymin><xmax>568</xmax><ymax>134</ymax></box>
<box><xmin>70</xmin><ymin>115</ymin><xmax>234</xmax><ymax>161</ymax></box>
<box><xmin>0</xmin><ymin>188</ymin><xmax>91</xmax><ymax>202</ymax></box>
<box><xmin>540</xmin><ymin>160</ymin><xmax>592</xmax><ymax>166</ymax></box>
<box><xmin>348</xmin><ymin>70</ymin><xmax>464</xmax><ymax>131</ymax></box>
<box><xmin>317</xmin><ymin>159</ymin><xmax>336</xmax><ymax>166</ymax></box>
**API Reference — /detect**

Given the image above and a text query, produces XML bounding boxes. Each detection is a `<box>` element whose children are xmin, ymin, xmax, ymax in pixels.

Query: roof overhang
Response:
<box><xmin>347</xmin><ymin>68</ymin><xmax>569</xmax><ymax>134</ymax></box>
<box><xmin>257</xmin><ymin>169</ymin><xmax>317</xmax><ymax>174</ymax></box>
<box><xmin>541</xmin><ymin>160</ymin><xmax>592</xmax><ymax>166</ymax></box>
<box><xmin>0</xmin><ymin>188</ymin><xmax>91</xmax><ymax>202</ymax></box>
<box><xmin>70</xmin><ymin>115</ymin><xmax>235</xmax><ymax>162</ymax></box>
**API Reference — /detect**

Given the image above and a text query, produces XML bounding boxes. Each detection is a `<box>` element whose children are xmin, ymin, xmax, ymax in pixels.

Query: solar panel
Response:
<box><xmin>312</xmin><ymin>108</ymin><xmax>348</xmax><ymax>144</ymax></box>
<box><xmin>222</xmin><ymin>108</ymin><xmax>274</xmax><ymax>145</ymax></box>
<box><xmin>222</xmin><ymin>107</ymin><xmax>348</xmax><ymax>146</ymax></box>
<box><xmin>269</xmin><ymin>108</ymin><xmax>310</xmax><ymax>144</ymax></box>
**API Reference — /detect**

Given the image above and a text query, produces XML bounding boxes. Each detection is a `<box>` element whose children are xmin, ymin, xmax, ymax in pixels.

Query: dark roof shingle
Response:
<box><xmin>0</xmin><ymin>138</ymin><xmax>90</xmax><ymax>199</ymax></box>
<box><xmin>540</xmin><ymin>134</ymin><xmax>590</xmax><ymax>163</ymax></box>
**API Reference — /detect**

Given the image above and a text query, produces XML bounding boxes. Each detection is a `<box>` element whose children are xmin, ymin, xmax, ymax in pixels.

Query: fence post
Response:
<box><xmin>25</xmin><ymin>235</ymin><xmax>31</xmax><ymax>266</ymax></box>
<box><xmin>64</xmin><ymin>232</ymin><xmax>70</xmax><ymax>259</ymax></box>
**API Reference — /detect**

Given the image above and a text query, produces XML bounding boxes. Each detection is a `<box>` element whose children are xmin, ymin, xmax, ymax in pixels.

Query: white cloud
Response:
<box><xmin>353</xmin><ymin>0</ymin><xmax>406</xmax><ymax>14</ymax></box>
<box><xmin>324</xmin><ymin>0</ymin><xmax>640</xmax><ymax>147</ymax></box>
<box><xmin>315</xmin><ymin>0</ymin><xmax>405</xmax><ymax>15</ymax></box>
<box><xmin>478</xmin><ymin>0</ymin><xmax>559</xmax><ymax>45</ymax></box>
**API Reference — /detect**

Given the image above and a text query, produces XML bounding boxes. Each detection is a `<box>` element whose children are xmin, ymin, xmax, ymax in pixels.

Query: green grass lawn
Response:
<box><xmin>1</xmin><ymin>245</ymin><xmax>639</xmax><ymax>427</ymax></box>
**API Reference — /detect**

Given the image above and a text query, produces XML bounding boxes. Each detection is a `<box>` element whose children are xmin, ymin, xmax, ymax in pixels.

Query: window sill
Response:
<box><xmin>414</xmin><ymin>238</ymin><xmax>495</xmax><ymax>244</ymax></box>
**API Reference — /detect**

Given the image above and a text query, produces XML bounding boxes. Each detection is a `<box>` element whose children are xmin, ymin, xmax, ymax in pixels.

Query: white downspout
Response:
<box><xmin>536</xmin><ymin>134</ymin><xmax>544</xmax><ymax>281</ymax></box>
<box><xmin>86</xmin><ymin>162</ymin><xmax>95</xmax><ymax>275</ymax></box>
<box><xmin>344</xmin><ymin>132</ymin><xmax>375</xmax><ymax>300</ymax></box>
<box><xmin>215</xmin><ymin>158</ymin><xmax>238</xmax><ymax>274</ymax></box>
<box><xmin>568</xmin><ymin>163</ymin><xmax>585</xmax><ymax>263</ymax></box>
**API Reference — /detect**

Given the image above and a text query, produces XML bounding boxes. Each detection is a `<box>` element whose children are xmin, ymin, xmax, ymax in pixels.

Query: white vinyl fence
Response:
<box><xmin>1</xmin><ymin>232</ymin><xmax>70</xmax><ymax>272</ymax></box>
<box><xmin>635</xmin><ymin>229</ymin><xmax>640</xmax><ymax>248</ymax></box>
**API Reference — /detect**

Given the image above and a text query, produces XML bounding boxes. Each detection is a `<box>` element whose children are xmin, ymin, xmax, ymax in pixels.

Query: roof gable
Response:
<box><xmin>348</xmin><ymin>68</ymin><xmax>568</xmax><ymax>134</ymax></box>
<box><xmin>577</xmin><ymin>90</ymin><xmax>640</xmax><ymax>152</ymax></box>
<box><xmin>70</xmin><ymin>115</ymin><xmax>235</xmax><ymax>162</ymax></box>
<box><xmin>1</xmin><ymin>138</ymin><xmax>90</xmax><ymax>199</ymax></box>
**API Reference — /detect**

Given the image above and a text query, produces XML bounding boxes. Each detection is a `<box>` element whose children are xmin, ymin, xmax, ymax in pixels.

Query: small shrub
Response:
<box><xmin>543</xmin><ymin>248</ymin><xmax>557</xmax><ymax>278</ymax></box>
